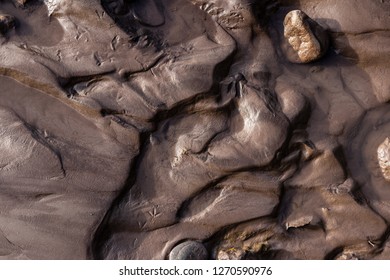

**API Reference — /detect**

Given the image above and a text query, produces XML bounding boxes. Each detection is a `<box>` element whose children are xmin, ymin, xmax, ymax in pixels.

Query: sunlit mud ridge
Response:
<box><xmin>0</xmin><ymin>0</ymin><xmax>389</xmax><ymax>259</ymax></box>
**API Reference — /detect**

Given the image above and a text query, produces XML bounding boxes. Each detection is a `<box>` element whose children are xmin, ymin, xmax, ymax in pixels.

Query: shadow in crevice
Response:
<box><xmin>101</xmin><ymin>0</ymin><xmax>165</xmax><ymax>29</ymax></box>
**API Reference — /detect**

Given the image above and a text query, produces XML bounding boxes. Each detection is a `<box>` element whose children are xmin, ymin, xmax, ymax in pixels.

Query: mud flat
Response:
<box><xmin>0</xmin><ymin>0</ymin><xmax>389</xmax><ymax>259</ymax></box>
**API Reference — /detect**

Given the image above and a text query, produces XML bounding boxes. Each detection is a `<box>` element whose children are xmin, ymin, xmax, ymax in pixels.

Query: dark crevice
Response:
<box><xmin>324</xmin><ymin>246</ymin><xmax>345</xmax><ymax>260</ymax></box>
<box><xmin>271</xmin><ymin>182</ymin><xmax>287</xmax><ymax>222</ymax></box>
<box><xmin>252</xmin><ymin>0</ymin><xmax>281</xmax><ymax>28</ymax></box>
<box><xmin>350</xmin><ymin>183</ymin><xmax>369</xmax><ymax>206</ymax></box>
<box><xmin>330</xmin><ymin>29</ymin><xmax>390</xmax><ymax>36</ymax></box>
<box><xmin>377</xmin><ymin>225</ymin><xmax>390</xmax><ymax>251</ymax></box>
<box><xmin>58</xmin><ymin>71</ymin><xmax>114</xmax><ymax>97</ymax></box>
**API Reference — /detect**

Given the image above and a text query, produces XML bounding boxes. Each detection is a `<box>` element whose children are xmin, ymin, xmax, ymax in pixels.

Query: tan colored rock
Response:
<box><xmin>216</xmin><ymin>247</ymin><xmax>246</xmax><ymax>260</ymax></box>
<box><xmin>283</xmin><ymin>10</ymin><xmax>329</xmax><ymax>63</ymax></box>
<box><xmin>377</xmin><ymin>137</ymin><xmax>390</xmax><ymax>181</ymax></box>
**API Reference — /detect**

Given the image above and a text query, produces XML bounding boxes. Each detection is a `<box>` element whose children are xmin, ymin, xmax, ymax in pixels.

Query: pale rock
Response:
<box><xmin>377</xmin><ymin>137</ymin><xmax>390</xmax><ymax>182</ymax></box>
<box><xmin>169</xmin><ymin>241</ymin><xmax>208</xmax><ymax>260</ymax></box>
<box><xmin>283</xmin><ymin>10</ymin><xmax>329</xmax><ymax>63</ymax></box>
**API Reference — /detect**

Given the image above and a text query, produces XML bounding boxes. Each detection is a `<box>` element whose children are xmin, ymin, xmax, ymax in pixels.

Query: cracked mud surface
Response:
<box><xmin>0</xmin><ymin>0</ymin><xmax>389</xmax><ymax>259</ymax></box>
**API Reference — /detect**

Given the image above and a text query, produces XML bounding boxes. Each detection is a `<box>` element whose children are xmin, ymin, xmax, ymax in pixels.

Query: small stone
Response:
<box><xmin>169</xmin><ymin>240</ymin><xmax>208</xmax><ymax>260</ymax></box>
<box><xmin>283</xmin><ymin>10</ymin><xmax>329</xmax><ymax>63</ymax></box>
<box><xmin>285</xmin><ymin>215</ymin><xmax>313</xmax><ymax>230</ymax></box>
<box><xmin>216</xmin><ymin>247</ymin><xmax>246</xmax><ymax>260</ymax></box>
<box><xmin>377</xmin><ymin>137</ymin><xmax>390</xmax><ymax>181</ymax></box>
<box><xmin>0</xmin><ymin>14</ymin><xmax>16</xmax><ymax>35</ymax></box>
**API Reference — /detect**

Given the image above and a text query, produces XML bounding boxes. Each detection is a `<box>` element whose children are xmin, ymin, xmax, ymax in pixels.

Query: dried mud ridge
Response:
<box><xmin>0</xmin><ymin>0</ymin><xmax>389</xmax><ymax>260</ymax></box>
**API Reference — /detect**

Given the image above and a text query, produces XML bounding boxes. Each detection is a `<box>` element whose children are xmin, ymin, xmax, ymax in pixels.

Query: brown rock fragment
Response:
<box><xmin>283</xmin><ymin>10</ymin><xmax>329</xmax><ymax>63</ymax></box>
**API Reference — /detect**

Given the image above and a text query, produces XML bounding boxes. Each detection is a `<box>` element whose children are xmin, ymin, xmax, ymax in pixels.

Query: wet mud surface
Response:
<box><xmin>0</xmin><ymin>0</ymin><xmax>389</xmax><ymax>259</ymax></box>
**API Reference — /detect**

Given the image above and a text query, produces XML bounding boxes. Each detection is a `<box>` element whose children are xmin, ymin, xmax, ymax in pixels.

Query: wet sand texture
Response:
<box><xmin>0</xmin><ymin>0</ymin><xmax>389</xmax><ymax>259</ymax></box>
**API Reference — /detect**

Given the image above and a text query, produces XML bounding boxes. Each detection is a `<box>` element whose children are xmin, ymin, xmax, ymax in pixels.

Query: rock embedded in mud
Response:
<box><xmin>283</xmin><ymin>10</ymin><xmax>329</xmax><ymax>63</ymax></box>
<box><xmin>215</xmin><ymin>247</ymin><xmax>246</xmax><ymax>260</ymax></box>
<box><xmin>378</xmin><ymin>137</ymin><xmax>390</xmax><ymax>182</ymax></box>
<box><xmin>0</xmin><ymin>14</ymin><xmax>16</xmax><ymax>35</ymax></box>
<box><xmin>169</xmin><ymin>240</ymin><xmax>208</xmax><ymax>260</ymax></box>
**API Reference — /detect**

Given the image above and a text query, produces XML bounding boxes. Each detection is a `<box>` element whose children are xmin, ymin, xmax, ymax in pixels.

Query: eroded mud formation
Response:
<box><xmin>0</xmin><ymin>0</ymin><xmax>389</xmax><ymax>259</ymax></box>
